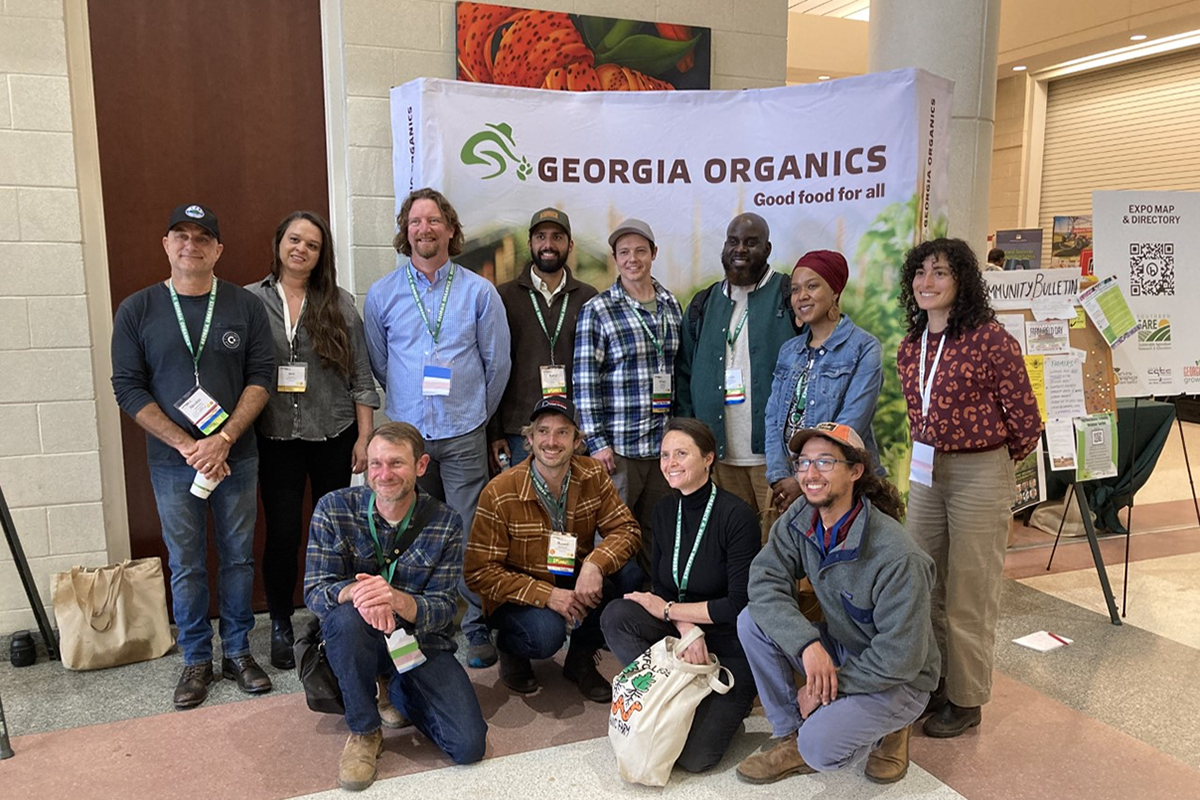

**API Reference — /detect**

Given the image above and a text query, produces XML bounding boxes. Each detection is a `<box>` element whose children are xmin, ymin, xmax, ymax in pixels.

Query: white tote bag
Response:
<box><xmin>608</xmin><ymin>626</ymin><xmax>733</xmax><ymax>786</ymax></box>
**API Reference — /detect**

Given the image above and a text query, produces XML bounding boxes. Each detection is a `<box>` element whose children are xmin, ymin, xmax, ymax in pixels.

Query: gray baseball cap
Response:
<box><xmin>608</xmin><ymin>218</ymin><xmax>655</xmax><ymax>249</ymax></box>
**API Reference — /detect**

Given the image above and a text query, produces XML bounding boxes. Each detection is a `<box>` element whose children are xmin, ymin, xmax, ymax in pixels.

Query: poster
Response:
<box><xmin>983</xmin><ymin>270</ymin><xmax>1079</xmax><ymax>312</ymax></box>
<box><xmin>1093</xmin><ymin>190</ymin><xmax>1200</xmax><ymax>397</ymax></box>
<box><xmin>997</xmin><ymin>313</ymin><xmax>1026</xmax><ymax>352</ymax></box>
<box><xmin>1025</xmin><ymin>320</ymin><xmax>1069</xmax><ymax>355</ymax></box>
<box><xmin>1075</xmin><ymin>413</ymin><xmax>1118</xmax><ymax>482</ymax></box>
<box><xmin>392</xmin><ymin>70</ymin><xmax>954</xmax><ymax>482</ymax></box>
<box><xmin>995</xmin><ymin>228</ymin><xmax>1042</xmax><ymax>270</ymax></box>
<box><xmin>1051</xmin><ymin>215</ymin><xmax>1092</xmax><ymax>270</ymax></box>
<box><xmin>1045</xmin><ymin>418</ymin><xmax>1076</xmax><ymax>471</ymax></box>
<box><xmin>1024</xmin><ymin>355</ymin><xmax>1045</xmax><ymax>419</ymax></box>
<box><xmin>1078</xmin><ymin>275</ymin><xmax>1139</xmax><ymax>349</ymax></box>
<box><xmin>455</xmin><ymin>3</ymin><xmax>712</xmax><ymax>90</ymax></box>
<box><xmin>1043</xmin><ymin>355</ymin><xmax>1087</xmax><ymax>419</ymax></box>
<box><xmin>1013</xmin><ymin>441</ymin><xmax>1046</xmax><ymax>512</ymax></box>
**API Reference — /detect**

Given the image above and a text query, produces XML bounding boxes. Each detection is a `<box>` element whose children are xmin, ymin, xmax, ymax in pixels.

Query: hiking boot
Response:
<box><xmin>338</xmin><ymin>729</ymin><xmax>384</xmax><ymax>791</ymax></box>
<box><xmin>923</xmin><ymin>701</ymin><xmax>981</xmax><ymax>738</ymax></box>
<box><xmin>736</xmin><ymin>731</ymin><xmax>815</xmax><ymax>784</ymax></box>
<box><xmin>865</xmin><ymin>725</ymin><xmax>910</xmax><ymax>783</ymax></box>
<box><xmin>377</xmin><ymin>675</ymin><xmax>408</xmax><ymax>728</ymax></box>
<box><xmin>498</xmin><ymin>650</ymin><xmax>538</xmax><ymax>694</ymax></box>
<box><xmin>562</xmin><ymin>645</ymin><xmax>610</xmax><ymax>703</ymax></box>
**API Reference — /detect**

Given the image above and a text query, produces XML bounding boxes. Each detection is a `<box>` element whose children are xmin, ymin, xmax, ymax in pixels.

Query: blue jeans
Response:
<box><xmin>737</xmin><ymin>609</ymin><xmax>927</xmax><ymax>771</ymax></box>
<box><xmin>148</xmin><ymin>457</ymin><xmax>258</xmax><ymax>665</ymax></box>
<box><xmin>504</xmin><ymin>434</ymin><xmax>529</xmax><ymax>466</ymax></box>
<box><xmin>418</xmin><ymin>425</ymin><xmax>489</xmax><ymax>643</ymax></box>
<box><xmin>322</xmin><ymin>603</ymin><xmax>487</xmax><ymax>763</ymax></box>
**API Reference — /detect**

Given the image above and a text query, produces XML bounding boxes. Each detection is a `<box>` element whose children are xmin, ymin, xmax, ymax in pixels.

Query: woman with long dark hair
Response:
<box><xmin>601</xmin><ymin>418</ymin><xmax>760</xmax><ymax>773</ymax></box>
<box><xmin>896</xmin><ymin>238</ymin><xmax>1041</xmax><ymax>738</ymax></box>
<box><xmin>247</xmin><ymin>211</ymin><xmax>379</xmax><ymax>670</ymax></box>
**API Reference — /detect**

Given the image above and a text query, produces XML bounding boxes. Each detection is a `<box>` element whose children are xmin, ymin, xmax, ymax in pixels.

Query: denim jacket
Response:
<box><xmin>763</xmin><ymin>315</ymin><xmax>883</xmax><ymax>485</ymax></box>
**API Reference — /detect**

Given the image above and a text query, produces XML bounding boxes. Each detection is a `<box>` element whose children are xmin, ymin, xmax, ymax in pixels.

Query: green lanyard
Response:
<box><xmin>406</xmin><ymin>263</ymin><xmax>455</xmax><ymax>345</ymax></box>
<box><xmin>673</xmin><ymin>485</ymin><xmax>717</xmax><ymax>601</ymax></box>
<box><xmin>530</xmin><ymin>465</ymin><xmax>570</xmax><ymax>530</ymax></box>
<box><xmin>727</xmin><ymin>308</ymin><xmax>749</xmax><ymax>347</ymax></box>
<box><xmin>629</xmin><ymin>296</ymin><xmax>666</xmax><ymax>366</ymax></box>
<box><xmin>529</xmin><ymin>290</ymin><xmax>569</xmax><ymax>362</ymax></box>
<box><xmin>366</xmin><ymin>491</ymin><xmax>416</xmax><ymax>585</ymax></box>
<box><xmin>788</xmin><ymin>352</ymin><xmax>817</xmax><ymax>426</ymax></box>
<box><xmin>167</xmin><ymin>278</ymin><xmax>218</xmax><ymax>383</ymax></box>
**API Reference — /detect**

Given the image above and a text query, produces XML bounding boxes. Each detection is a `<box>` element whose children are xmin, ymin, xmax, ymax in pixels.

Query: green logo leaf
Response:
<box><xmin>460</xmin><ymin>122</ymin><xmax>526</xmax><ymax>180</ymax></box>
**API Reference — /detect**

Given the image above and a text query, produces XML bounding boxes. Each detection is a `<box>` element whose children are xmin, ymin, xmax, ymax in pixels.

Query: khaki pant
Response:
<box><xmin>906</xmin><ymin>447</ymin><xmax>1015</xmax><ymax>708</ymax></box>
<box><xmin>713</xmin><ymin>461</ymin><xmax>777</xmax><ymax>545</ymax></box>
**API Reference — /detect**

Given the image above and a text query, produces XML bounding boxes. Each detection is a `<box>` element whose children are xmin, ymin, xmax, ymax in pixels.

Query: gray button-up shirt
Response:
<box><xmin>245</xmin><ymin>275</ymin><xmax>380</xmax><ymax>441</ymax></box>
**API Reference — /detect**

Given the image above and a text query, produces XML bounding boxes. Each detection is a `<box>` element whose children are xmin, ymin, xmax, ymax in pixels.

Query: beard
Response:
<box><xmin>532</xmin><ymin>248</ymin><xmax>566</xmax><ymax>273</ymax></box>
<box><xmin>721</xmin><ymin>252</ymin><xmax>768</xmax><ymax>286</ymax></box>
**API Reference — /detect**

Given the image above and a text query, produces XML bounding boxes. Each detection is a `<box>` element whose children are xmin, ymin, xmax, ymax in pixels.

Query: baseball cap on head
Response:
<box><xmin>167</xmin><ymin>203</ymin><xmax>221</xmax><ymax>242</ymax></box>
<box><xmin>529</xmin><ymin>207</ymin><xmax>571</xmax><ymax>238</ymax></box>
<box><xmin>529</xmin><ymin>395</ymin><xmax>577</xmax><ymax>425</ymax></box>
<box><xmin>788</xmin><ymin>421</ymin><xmax>865</xmax><ymax>456</ymax></box>
<box><xmin>608</xmin><ymin>218</ymin><xmax>655</xmax><ymax>250</ymax></box>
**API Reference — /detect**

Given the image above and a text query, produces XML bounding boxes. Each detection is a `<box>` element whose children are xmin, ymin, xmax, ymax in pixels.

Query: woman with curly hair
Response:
<box><xmin>247</xmin><ymin>211</ymin><xmax>380</xmax><ymax>670</ymax></box>
<box><xmin>896</xmin><ymin>238</ymin><xmax>1041</xmax><ymax>738</ymax></box>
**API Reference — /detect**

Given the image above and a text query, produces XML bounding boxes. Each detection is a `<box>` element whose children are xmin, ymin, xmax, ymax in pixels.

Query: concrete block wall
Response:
<box><xmin>337</xmin><ymin>0</ymin><xmax>789</xmax><ymax>302</ymax></box>
<box><xmin>0</xmin><ymin>0</ymin><xmax>108</xmax><ymax>632</ymax></box>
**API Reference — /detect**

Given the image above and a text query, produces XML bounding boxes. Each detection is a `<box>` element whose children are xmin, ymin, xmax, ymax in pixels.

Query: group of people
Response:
<box><xmin>110</xmin><ymin>190</ymin><xmax>1041</xmax><ymax>792</ymax></box>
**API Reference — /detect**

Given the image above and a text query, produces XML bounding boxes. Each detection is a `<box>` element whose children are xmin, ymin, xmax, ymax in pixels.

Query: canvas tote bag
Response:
<box><xmin>52</xmin><ymin>557</ymin><xmax>174</xmax><ymax>670</ymax></box>
<box><xmin>608</xmin><ymin>626</ymin><xmax>733</xmax><ymax>786</ymax></box>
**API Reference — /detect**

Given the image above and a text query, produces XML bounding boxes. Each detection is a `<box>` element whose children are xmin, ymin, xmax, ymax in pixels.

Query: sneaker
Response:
<box><xmin>467</xmin><ymin>636</ymin><xmax>497</xmax><ymax>669</ymax></box>
<box><xmin>865</xmin><ymin>725</ymin><xmax>910</xmax><ymax>783</ymax></box>
<box><xmin>498</xmin><ymin>650</ymin><xmax>538</xmax><ymax>693</ymax></box>
<box><xmin>923</xmin><ymin>701</ymin><xmax>981</xmax><ymax>738</ymax></box>
<box><xmin>173</xmin><ymin>662</ymin><xmax>214</xmax><ymax>710</ymax></box>
<box><xmin>562</xmin><ymin>646</ymin><xmax>610</xmax><ymax>704</ymax></box>
<box><xmin>338</xmin><ymin>729</ymin><xmax>384</xmax><ymax>791</ymax></box>
<box><xmin>736</xmin><ymin>731</ymin><xmax>815</xmax><ymax>784</ymax></box>
<box><xmin>377</xmin><ymin>676</ymin><xmax>408</xmax><ymax>728</ymax></box>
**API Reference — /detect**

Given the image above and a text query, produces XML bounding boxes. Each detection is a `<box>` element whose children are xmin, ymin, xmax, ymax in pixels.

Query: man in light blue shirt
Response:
<box><xmin>364</xmin><ymin>187</ymin><xmax>511</xmax><ymax>667</ymax></box>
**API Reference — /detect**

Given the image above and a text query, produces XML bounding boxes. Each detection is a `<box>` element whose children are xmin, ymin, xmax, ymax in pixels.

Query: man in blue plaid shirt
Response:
<box><xmin>572</xmin><ymin>218</ymin><xmax>682</xmax><ymax>555</ymax></box>
<box><xmin>305</xmin><ymin>422</ymin><xmax>487</xmax><ymax>790</ymax></box>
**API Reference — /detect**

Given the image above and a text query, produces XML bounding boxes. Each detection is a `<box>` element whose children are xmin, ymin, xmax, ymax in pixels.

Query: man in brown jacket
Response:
<box><xmin>466</xmin><ymin>396</ymin><xmax>642</xmax><ymax>703</ymax></box>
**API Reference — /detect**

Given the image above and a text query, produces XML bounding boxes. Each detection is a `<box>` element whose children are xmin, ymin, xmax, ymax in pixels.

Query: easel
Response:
<box><xmin>1169</xmin><ymin>395</ymin><xmax>1200</xmax><ymax>528</ymax></box>
<box><xmin>0</xmin><ymin>484</ymin><xmax>60</xmax><ymax>660</ymax></box>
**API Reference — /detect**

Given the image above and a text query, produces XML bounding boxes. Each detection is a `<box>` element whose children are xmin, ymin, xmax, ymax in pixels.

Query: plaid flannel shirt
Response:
<box><xmin>572</xmin><ymin>278</ymin><xmax>682</xmax><ymax>458</ymax></box>
<box><xmin>304</xmin><ymin>485</ymin><xmax>462</xmax><ymax>652</ymax></box>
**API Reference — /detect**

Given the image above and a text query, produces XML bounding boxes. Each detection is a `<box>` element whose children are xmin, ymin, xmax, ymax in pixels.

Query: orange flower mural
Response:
<box><xmin>455</xmin><ymin>2</ymin><xmax>711</xmax><ymax>91</ymax></box>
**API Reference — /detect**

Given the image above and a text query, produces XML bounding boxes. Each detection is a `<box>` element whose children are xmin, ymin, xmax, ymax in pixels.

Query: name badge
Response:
<box><xmin>651</xmin><ymin>372</ymin><xmax>672</xmax><ymax>414</ymax></box>
<box><xmin>174</xmin><ymin>385</ymin><xmax>229</xmax><ymax>436</ymax></box>
<box><xmin>384</xmin><ymin>626</ymin><xmax>426</xmax><ymax>674</ymax></box>
<box><xmin>277</xmin><ymin>362</ymin><xmax>308</xmax><ymax>393</ymax></box>
<box><xmin>422</xmin><ymin>364</ymin><xmax>451</xmax><ymax>396</ymax></box>
<box><xmin>547</xmin><ymin>531</ymin><xmax>577</xmax><ymax>575</ymax></box>
<box><xmin>540</xmin><ymin>365</ymin><xmax>567</xmax><ymax>397</ymax></box>
<box><xmin>909</xmin><ymin>441</ymin><xmax>935</xmax><ymax>488</ymax></box>
<box><xmin>724</xmin><ymin>368</ymin><xmax>746</xmax><ymax>405</ymax></box>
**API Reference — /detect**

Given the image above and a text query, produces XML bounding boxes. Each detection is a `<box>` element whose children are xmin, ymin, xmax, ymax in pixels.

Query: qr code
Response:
<box><xmin>1128</xmin><ymin>242</ymin><xmax>1174</xmax><ymax>296</ymax></box>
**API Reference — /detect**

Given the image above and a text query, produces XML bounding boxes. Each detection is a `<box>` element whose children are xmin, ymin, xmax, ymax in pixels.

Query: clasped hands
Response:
<box><xmin>342</xmin><ymin>572</ymin><xmax>414</xmax><ymax>634</ymax></box>
<box><xmin>181</xmin><ymin>434</ymin><xmax>232</xmax><ymax>481</ymax></box>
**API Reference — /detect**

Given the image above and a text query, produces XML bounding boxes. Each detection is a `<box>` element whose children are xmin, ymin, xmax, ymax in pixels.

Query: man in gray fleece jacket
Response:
<box><xmin>735</xmin><ymin>422</ymin><xmax>939</xmax><ymax>785</ymax></box>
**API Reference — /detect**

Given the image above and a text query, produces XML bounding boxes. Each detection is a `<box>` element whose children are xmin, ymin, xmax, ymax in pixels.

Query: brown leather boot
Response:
<box><xmin>338</xmin><ymin>729</ymin><xmax>384</xmax><ymax>791</ymax></box>
<box><xmin>736</xmin><ymin>731</ymin><xmax>815</xmax><ymax>784</ymax></box>
<box><xmin>865</xmin><ymin>725</ymin><xmax>910</xmax><ymax>784</ymax></box>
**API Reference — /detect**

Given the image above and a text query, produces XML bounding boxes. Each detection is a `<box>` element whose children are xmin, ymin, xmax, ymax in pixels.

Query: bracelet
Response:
<box><xmin>663</xmin><ymin>601</ymin><xmax>674</xmax><ymax>622</ymax></box>
<box><xmin>218</xmin><ymin>431</ymin><xmax>234</xmax><ymax>445</ymax></box>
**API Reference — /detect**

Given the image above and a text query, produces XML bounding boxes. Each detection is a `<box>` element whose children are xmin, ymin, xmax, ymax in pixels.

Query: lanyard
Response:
<box><xmin>275</xmin><ymin>282</ymin><xmax>306</xmax><ymax>358</ymax></box>
<box><xmin>167</xmin><ymin>278</ymin><xmax>217</xmax><ymax>383</ymax></box>
<box><xmin>788</xmin><ymin>349</ymin><xmax>819</xmax><ymax>426</ymax></box>
<box><xmin>529</xmin><ymin>290</ymin><xmax>569</xmax><ymax>361</ymax></box>
<box><xmin>629</xmin><ymin>296</ymin><xmax>666</xmax><ymax>366</ymax></box>
<box><xmin>530</xmin><ymin>464</ymin><xmax>570</xmax><ymax>530</ymax></box>
<box><xmin>918</xmin><ymin>328</ymin><xmax>947</xmax><ymax>420</ymax></box>
<box><xmin>673</xmin><ymin>484</ymin><xmax>717</xmax><ymax>601</ymax></box>
<box><xmin>406</xmin><ymin>263</ymin><xmax>455</xmax><ymax>345</ymax></box>
<box><xmin>727</xmin><ymin>308</ymin><xmax>749</xmax><ymax>348</ymax></box>
<box><xmin>366</xmin><ymin>491</ymin><xmax>416</xmax><ymax>585</ymax></box>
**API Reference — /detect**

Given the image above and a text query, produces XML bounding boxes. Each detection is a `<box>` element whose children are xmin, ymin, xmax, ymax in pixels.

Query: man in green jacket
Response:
<box><xmin>675</xmin><ymin>212</ymin><xmax>797</xmax><ymax>537</ymax></box>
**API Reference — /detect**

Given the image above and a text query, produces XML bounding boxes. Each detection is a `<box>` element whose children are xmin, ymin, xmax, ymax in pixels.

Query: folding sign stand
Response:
<box><xmin>1046</xmin><ymin>482</ymin><xmax>1122</xmax><ymax>626</ymax></box>
<box><xmin>0</xmin><ymin>484</ymin><xmax>60</xmax><ymax>660</ymax></box>
<box><xmin>1170</xmin><ymin>397</ymin><xmax>1200</xmax><ymax>528</ymax></box>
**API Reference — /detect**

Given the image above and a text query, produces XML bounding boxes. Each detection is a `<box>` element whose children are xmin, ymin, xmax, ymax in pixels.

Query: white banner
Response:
<box><xmin>390</xmin><ymin>70</ymin><xmax>954</xmax><ymax>480</ymax></box>
<box><xmin>1093</xmin><ymin>191</ymin><xmax>1199</xmax><ymax>397</ymax></box>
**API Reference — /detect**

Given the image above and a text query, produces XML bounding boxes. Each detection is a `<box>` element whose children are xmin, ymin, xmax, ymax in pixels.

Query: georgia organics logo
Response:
<box><xmin>1136</xmin><ymin>315</ymin><xmax>1170</xmax><ymax>349</ymax></box>
<box><xmin>460</xmin><ymin>123</ymin><xmax>532</xmax><ymax>181</ymax></box>
<box><xmin>1184</xmin><ymin>360</ymin><xmax>1200</xmax><ymax>385</ymax></box>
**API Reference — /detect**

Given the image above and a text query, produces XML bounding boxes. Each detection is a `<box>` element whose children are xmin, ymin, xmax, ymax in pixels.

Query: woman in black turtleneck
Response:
<box><xmin>601</xmin><ymin>418</ymin><xmax>761</xmax><ymax>774</ymax></box>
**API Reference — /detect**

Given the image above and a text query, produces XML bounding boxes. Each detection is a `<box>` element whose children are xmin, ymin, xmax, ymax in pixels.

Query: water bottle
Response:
<box><xmin>498</xmin><ymin>452</ymin><xmax>511</xmax><ymax>470</ymax></box>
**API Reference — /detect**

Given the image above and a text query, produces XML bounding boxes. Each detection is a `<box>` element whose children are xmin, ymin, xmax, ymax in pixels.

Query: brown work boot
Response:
<box><xmin>736</xmin><ymin>731</ymin><xmax>816</xmax><ymax>784</ymax></box>
<box><xmin>338</xmin><ymin>729</ymin><xmax>384</xmax><ymax>791</ymax></box>
<box><xmin>865</xmin><ymin>725</ymin><xmax>910</xmax><ymax>784</ymax></box>
<box><xmin>173</xmin><ymin>662</ymin><xmax>214</xmax><ymax>710</ymax></box>
<box><xmin>377</xmin><ymin>675</ymin><xmax>408</xmax><ymax>728</ymax></box>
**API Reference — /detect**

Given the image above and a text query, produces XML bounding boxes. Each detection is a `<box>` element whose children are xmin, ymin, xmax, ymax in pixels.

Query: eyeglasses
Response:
<box><xmin>793</xmin><ymin>457</ymin><xmax>850</xmax><ymax>473</ymax></box>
